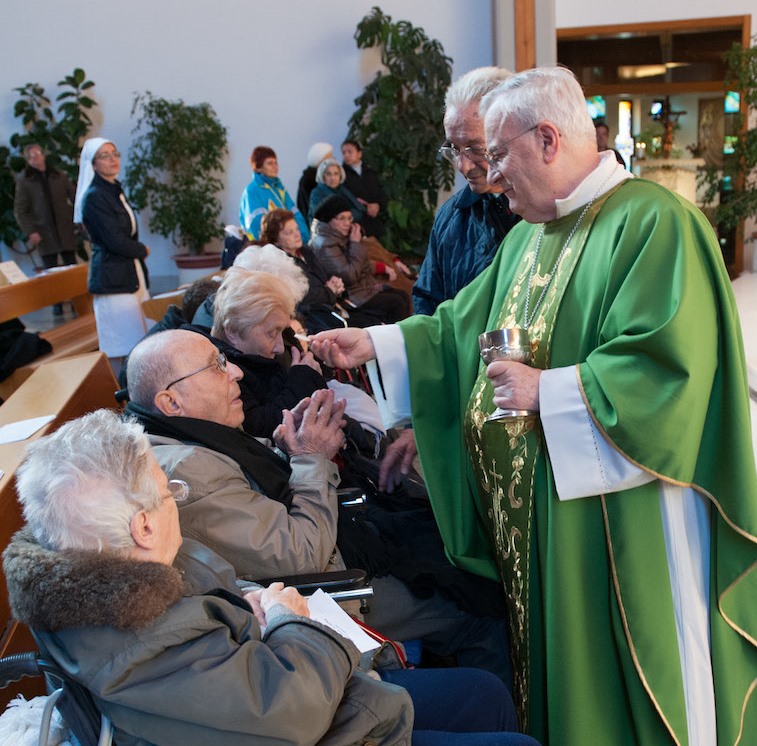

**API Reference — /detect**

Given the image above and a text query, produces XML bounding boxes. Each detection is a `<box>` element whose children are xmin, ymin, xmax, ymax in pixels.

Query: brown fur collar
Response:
<box><xmin>3</xmin><ymin>528</ymin><xmax>184</xmax><ymax>632</ymax></box>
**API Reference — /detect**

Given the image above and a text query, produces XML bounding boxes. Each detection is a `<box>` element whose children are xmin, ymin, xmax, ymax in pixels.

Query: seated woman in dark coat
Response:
<box><xmin>209</xmin><ymin>265</ymin><xmax>330</xmax><ymax>440</ymax></box>
<box><xmin>310</xmin><ymin>196</ymin><xmax>410</xmax><ymax>325</ymax></box>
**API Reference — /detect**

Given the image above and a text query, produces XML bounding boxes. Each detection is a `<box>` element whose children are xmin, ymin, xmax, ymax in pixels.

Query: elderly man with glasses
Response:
<box><xmin>124</xmin><ymin>328</ymin><xmax>513</xmax><ymax>685</ymax></box>
<box><xmin>412</xmin><ymin>66</ymin><xmax>520</xmax><ymax>317</ymax></box>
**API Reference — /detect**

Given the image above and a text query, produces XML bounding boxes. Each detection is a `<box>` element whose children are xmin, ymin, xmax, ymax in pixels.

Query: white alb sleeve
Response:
<box><xmin>364</xmin><ymin>325</ymin><xmax>412</xmax><ymax>429</ymax></box>
<box><xmin>539</xmin><ymin>365</ymin><xmax>655</xmax><ymax>500</ymax></box>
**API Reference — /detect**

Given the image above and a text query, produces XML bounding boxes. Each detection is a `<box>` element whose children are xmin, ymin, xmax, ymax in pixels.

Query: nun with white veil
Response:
<box><xmin>75</xmin><ymin>137</ymin><xmax>149</xmax><ymax>372</ymax></box>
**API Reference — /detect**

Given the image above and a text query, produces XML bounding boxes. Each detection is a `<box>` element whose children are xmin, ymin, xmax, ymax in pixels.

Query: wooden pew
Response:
<box><xmin>0</xmin><ymin>264</ymin><xmax>99</xmax><ymax>400</ymax></box>
<box><xmin>0</xmin><ymin>352</ymin><xmax>118</xmax><ymax>707</ymax></box>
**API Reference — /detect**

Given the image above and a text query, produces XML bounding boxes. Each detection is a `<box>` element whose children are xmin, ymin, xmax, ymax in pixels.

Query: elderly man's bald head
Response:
<box><xmin>127</xmin><ymin>329</ymin><xmax>244</xmax><ymax>428</ymax></box>
<box><xmin>127</xmin><ymin>330</ymin><xmax>192</xmax><ymax>410</ymax></box>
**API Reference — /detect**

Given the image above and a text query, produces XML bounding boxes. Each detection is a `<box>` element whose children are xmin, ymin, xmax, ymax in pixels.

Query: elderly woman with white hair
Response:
<box><xmin>3</xmin><ymin>409</ymin><xmax>417</xmax><ymax>744</ymax></box>
<box><xmin>210</xmin><ymin>265</ymin><xmax>331</xmax><ymax>439</ymax></box>
<box><xmin>308</xmin><ymin>158</ymin><xmax>365</xmax><ymax>225</ymax></box>
<box><xmin>75</xmin><ymin>137</ymin><xmax>150</xmax><ymax>372</ymax></box>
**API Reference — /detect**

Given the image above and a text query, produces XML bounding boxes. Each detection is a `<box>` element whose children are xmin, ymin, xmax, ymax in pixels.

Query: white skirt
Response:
<box><xmin>93</xmin><ymin>260</ymin><xmax>150</xmax><ymax>357</ymax></box>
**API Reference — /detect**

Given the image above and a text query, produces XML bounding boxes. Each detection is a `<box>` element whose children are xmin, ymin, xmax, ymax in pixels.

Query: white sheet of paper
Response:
<box><xmin>307</xmin><ymin>589</ymin><xmax>379</xmax><ymax>653</ymax></box>
<box><xmin>0</xmin><ymin>415</ymin><xmax>55</xmax><ymax>444</ymax></box>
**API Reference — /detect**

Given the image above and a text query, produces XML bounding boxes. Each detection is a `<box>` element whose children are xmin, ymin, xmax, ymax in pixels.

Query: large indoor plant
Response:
<box><xmin>347</xmin><ymin>7</ymin><xmax>454</xmax><ymax>256</ymax></box>
<box><xmin>124</xmin><ymin>92</ymin><xmax>228</xmax><ymax>260</ymax></box>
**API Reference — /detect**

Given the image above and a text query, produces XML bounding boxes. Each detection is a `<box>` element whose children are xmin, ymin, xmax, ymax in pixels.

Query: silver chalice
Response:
<box><xmin>478</xmin><ymin>327</ymin><xmax>535</xmax><ymax>421</ymax></box>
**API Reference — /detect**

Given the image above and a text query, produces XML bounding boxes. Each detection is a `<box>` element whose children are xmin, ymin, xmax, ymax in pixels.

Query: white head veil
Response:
<box><xmin>73</xmin><ymin>137</ymin><xmax>113</xmax><ymax>223</ymax></box>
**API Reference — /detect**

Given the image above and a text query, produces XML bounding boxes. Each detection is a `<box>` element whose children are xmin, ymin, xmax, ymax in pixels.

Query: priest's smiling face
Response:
<box><xmin>483</xmin><ymin>114</ymin><xmax>555</xmax><ymax>223</ymax></box>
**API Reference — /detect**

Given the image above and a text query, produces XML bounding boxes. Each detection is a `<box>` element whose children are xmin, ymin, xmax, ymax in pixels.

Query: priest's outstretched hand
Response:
<box><xmin>487</xmin><ymin>360</ymin><xmax>541</xmax><ymax>412</ymax></box>
<box><xmin>309</xmin><ymin>328</ymin><xmax>376</xmax><ymax>370</ymax></box>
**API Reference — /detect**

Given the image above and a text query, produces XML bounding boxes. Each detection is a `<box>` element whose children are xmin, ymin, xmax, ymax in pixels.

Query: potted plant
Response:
<box><xmin>124</xmin><ymin>92</ymin><xmax>228</xmax><ymax>269</ymax></box>
<box><xmin>347</xmin><ymin>7</ymin><xmax>455</xmax><ymax>256</ymax></box>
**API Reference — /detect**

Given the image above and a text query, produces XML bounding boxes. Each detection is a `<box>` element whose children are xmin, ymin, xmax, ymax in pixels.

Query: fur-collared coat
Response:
<box><xmin>3</xmin><ymin>531</ymin><xmax>413</xmax><ymax>745</ymax></box>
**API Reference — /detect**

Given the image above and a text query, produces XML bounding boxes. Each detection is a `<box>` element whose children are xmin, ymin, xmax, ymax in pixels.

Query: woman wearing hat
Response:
<box><xmin>310</xmin><ymin>195</ymin><xmax>410</xmax><ymax>324</ymax></box>
<box><xmin>75</xmin><ymin>137</ymin><xmax>149</xmax><ymax>372</ymax></box>
<box><xmin>239</xmin><ymin>146</ymin><xmax>309</xmax><ymax>242</ymax></box>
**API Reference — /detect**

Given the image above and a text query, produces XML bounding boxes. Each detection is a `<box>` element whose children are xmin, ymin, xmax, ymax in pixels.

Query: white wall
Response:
<box><xmin>0</xmin><ymin>0</ymin><xmax>495</xmax><ymax>279</ymax></box>
<box><xmin>556</xmin><ymin>1</ymin><xmax>754</xmax><ymax>29</ymax></box>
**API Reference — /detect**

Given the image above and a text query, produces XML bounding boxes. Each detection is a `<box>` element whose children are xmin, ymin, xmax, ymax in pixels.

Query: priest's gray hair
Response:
<box><xmin>444</xmin><ymin>66</ymin><xmax>513</xmax><ymax>121</ymax></box>
<box><xmin>481</xmin><ymin>66</ymin><xmax>596</xmax><ymax>145</ymax></box>
<box><xmin>16</xmin><ymin>409</ymin><xmax>161</xmax><ymax>553</ymax></box>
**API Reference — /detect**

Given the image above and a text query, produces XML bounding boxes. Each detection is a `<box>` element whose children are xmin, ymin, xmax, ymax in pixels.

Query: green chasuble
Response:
<box><xmin>399</xmin><ymin>178</ymin><xmax>757</xmax><ymax>745</ymax></box>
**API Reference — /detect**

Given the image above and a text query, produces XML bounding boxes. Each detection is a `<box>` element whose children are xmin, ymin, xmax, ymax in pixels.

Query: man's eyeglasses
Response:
<box><xmin>483</xmin><ymin>126</ymin><xmax>538</xmax><ymax>169</ymax></box>
<box><xmin>167</xmin><ymin>479</ymin><xmax>190</xmax><ymax>503</ymax></box>
<box><xmin>95</xmin><ymin>151</ymin><xmax>121</xmax><ymax>161</ymax></box>
<box><xmin>438</xmin><ymin>143</ymin><xmax>487</xmax><ymax>165</ymax></box>
<box><xmin>165</xmin><ymin>352</ymin><xmax>227</xmax><ymax>390</ymax></box>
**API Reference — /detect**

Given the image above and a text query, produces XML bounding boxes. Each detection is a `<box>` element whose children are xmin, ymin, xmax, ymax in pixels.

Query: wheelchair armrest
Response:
<box><xmin>254</xmin><ymin>568</ymin><xmax>368</xmax><ymax>596</ymax></box>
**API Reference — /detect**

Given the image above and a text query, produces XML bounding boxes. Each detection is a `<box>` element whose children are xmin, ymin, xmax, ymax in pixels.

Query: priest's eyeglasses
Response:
<box><xmin>438</xmin><ymin>143</ymin><xmax>487</xmax><ymax>165</ymax></box>
<box><xmin>483</xmin><ymin>125</ymin><xmax>538</xmax><ymax>169</ymax></box>
<box><xmin>165</xmin><ymin>352</ymin><xmax>228</xmax><ymax>390</ymax></box>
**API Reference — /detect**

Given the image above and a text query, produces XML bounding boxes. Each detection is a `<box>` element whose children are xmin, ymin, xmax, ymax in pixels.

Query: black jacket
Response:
<box><xmin>83</xmin><ymin>173</ymin><xmax>149</xmax><ymax>294</ymax></box>
<box><xmin>343</xmin><ymin>163</ymin><xmax>387</xmax><ymax>238</ymax></box>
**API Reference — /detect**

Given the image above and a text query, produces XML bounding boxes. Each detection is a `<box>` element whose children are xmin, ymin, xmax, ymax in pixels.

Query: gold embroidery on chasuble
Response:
<box><xmin>464</xmin><ymin>195</ymin><xmax>610</xmax><ymax>727</ymax></box>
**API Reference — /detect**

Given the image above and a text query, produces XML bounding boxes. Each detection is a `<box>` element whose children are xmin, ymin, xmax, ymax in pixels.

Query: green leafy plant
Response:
<box><xmin>699</xmin><ymin>36</ymin><xmax>757</xmax><ymax>229</ymax></box>
<box><xmin>124</xmin><ymin>92</ymin><xmax>228</xmax><ymax>255</ymax></box>
<box><xmin>0</xmin><ymin>68</ymin><xmax>97</xmax><ymax>249</ymax></box>
<box><xmin>347</xmin><ymin>6</ymin><xmax>454</xmax><ymax>256</ymax></box>
<box><xmin>9</xmin><ymin>68</ymin><xmax>97</xmax><ymax>181</ymax></box>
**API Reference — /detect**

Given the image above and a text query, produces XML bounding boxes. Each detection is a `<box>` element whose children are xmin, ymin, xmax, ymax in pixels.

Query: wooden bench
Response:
<box><xmin>0</xmin><ymin>264</ymin><xmax>99</xmax><ymax>400</ymax></box>
<box><xmin>0</xmin><ymin>352</ymin><xmax>119</xmax><ymax>707</ymax></box>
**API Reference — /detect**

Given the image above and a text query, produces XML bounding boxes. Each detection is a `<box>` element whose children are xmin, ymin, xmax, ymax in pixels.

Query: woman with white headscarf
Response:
<box><xmin>75</xmin><ymin>137</ymin><xmax>150</xmax><ymax>371</ymax></box>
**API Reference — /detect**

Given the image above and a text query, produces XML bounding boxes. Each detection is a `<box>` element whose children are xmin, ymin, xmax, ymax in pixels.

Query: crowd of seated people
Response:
<box><xmin>0</xmin><ymin>130</ymin><xmax>548</xmax><ymax>743</ymax></box>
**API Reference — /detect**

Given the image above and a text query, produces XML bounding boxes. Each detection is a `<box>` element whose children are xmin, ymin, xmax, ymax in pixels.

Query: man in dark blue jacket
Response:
<box><xmin>412</xmin><ymin>67</ymin><xmax>520</xmax><ymax>315</ymax></box>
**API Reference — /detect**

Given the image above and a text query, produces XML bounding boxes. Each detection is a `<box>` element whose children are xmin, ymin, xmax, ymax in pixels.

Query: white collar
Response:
<box><xmin>554</xmin><ymin>151</ymin><xmax>633</xmax><ymax>219</ymax></box>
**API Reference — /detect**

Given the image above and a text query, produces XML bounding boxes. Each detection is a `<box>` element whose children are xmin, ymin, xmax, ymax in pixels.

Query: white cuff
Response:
<box><xmin>540</xmin><ymin>366</ymin><xmax>654</xmax><ymax>500</ymax></box>
<box><xmin>365</xmin><ymin>325</ymin><xmax>412</xmax><ymax>429</ymax></box>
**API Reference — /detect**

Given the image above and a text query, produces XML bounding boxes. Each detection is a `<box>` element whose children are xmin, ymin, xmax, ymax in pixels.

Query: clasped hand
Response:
<box><xmin>273</xmin><ymin>388</ymin><xmax>346</xmax><ymax>459</ymax></box>
<box><xmin>244</xmin><ymin>582</ymin><xmax>310</xmax><ymax>626</ymax></box>
<box><xmin>486</xmin><ymin>360</ymin><xmax>541</xmax><ymax>412</ymax></box>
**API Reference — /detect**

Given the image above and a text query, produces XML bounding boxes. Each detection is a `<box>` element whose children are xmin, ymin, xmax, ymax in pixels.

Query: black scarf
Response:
<box><xmin>125</xmin><ymin>402</ymin><xmax>293</xmax><ymax>510</ymax></box>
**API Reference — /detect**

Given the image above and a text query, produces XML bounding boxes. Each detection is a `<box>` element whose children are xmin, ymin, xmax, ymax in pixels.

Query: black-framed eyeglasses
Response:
<box><xmin>165</xmin><ymin>352</ymin><xmax>227</xmax><ymax>390</ymax></box>
<box><xmin>483</xmin><ymin>125</ymin><xmax>538</xmax><ymax>169</ymax></box>
<box><xmin>438</xmin><ymin>143</ymin><xmax>487</xmax><ymax>165</ymax></box>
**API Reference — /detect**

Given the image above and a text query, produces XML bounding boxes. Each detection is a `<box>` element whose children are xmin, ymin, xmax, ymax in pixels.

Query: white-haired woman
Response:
<box><xmin>211</xmin><ymin>266</ymin><xmax>328</xmax><ymax>438</ymax></box>
<box><xmin>75</xmin><ymin>138</ymin><xmax>150</xmax><ymax>372</ymax></box>
<box><xmin>308</xmin><ymin>158</ymin><xmax>365</xmax><ymax>225</ymax></box>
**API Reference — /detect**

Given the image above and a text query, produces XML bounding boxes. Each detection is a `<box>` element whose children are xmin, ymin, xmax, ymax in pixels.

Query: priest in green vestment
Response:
<box><xmin>310</xmin><ymin>66</ymin><xmax>757</xmax><ymax>746</ymax></box>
